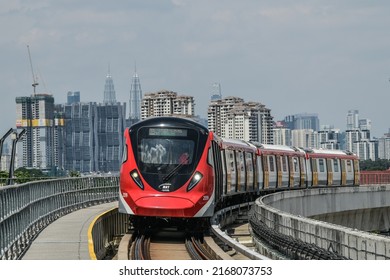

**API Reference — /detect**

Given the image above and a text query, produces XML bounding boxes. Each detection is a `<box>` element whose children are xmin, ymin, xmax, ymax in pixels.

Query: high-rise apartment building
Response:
<box><xmin>208</xmin><ymin>96</ymin><xmax>244</xmax><ymax>138</ymax></box>
<box><xmin>378</xmin><ymin>132</ymin><xmax>390</xmax><ymax>160</ymax></box>
<box><xmin>16</xmin><ymin>94</ymin><xmax>62</xmax><ymax>170</ymax></box>
<box><xmin>273</xmin><ymin>122</ymin><xmax>291</xmax><ymax>146</ymax></box>
<box><xmin>318</xmin><ymin>126</ymin><xmax>341</xmax><ymax>149</ymax></box>
<box><xmin>291</xmin><ymin>129</ymin><xmax>319</xmax><ymax>149</ymax></box>
<box><xmin>208</xmin><ymin>97</ymin><xmax>273</xmax><ymax>143</ymax></box>
<box><xmin>141</xmin><ymin>90</ymin><xmax>195</xmax><ymax>119</ymax></box>
<box><xmin>346</xmin><ymin>110</ymin><xmax>359</xmax><ymax>130</ymax></box>
<box><xmin>129</xmin><ymin>69</ymin><xmax>142</xmax><ymax>121</ymax></box>
<box><xmin>344</xmin><ymin>109</ymin><xmax>377</xmax><ymax>160</ymax></box>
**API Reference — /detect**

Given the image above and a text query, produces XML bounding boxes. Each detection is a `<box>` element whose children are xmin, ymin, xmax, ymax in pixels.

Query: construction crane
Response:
<box><xmin>27</xmin><ymin>45</ymin><xmax>39</xmax><ymax>95</ymax></box>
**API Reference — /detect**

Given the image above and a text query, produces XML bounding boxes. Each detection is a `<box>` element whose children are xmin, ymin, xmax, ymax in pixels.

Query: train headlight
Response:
<box><xmin>130</xmin><ymin>169</ymin><xmax>144</xmax><ymax>190</ymax></box>
<box><xmin>187</xmin><ymin>171</ymin><xmax>203</xmax><ymax>192</ymax></box>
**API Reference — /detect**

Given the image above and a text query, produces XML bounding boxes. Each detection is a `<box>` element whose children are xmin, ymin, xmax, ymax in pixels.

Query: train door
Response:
<box><xmin>226</xmin><ymin>150</ymin><xmax>236</xmax><ymax>194</ymax></box>
<box><xmin>317</xmin><ymin>158</ymin><xmax>327</xmax><ymax>186</ymax></box>
<box><xmin>268</xmin><ymin>155</ymin><xmax>277</xmax><ymax>188</ymax></box>
<box><xmin>353</xmin><ymin>159</ymin><xmax>360</xmax><ymax>185</ymax></box>
<box><xmin>245</xmin><ymin>152</ymin><xmax>254</xmax><ymax>192</ymax></box>
<box><xmin>221</xmin><ymin>150</ymin><xmax>227</xmax><ymax>195</ymax></box>
<box><xmin>256</xmin><ymin>154</ymin><xmax>263</xmax><ymax>191</ymax></box>
<box><xmin>276</xmin><ymin>155</ymin><xmax>282</xmax><ymax>187</ymax></box>
<box><xmin>236</xmin><ymin>151</ymin><xmax>246</xmax><ymax>192</ymax></box>
<box><xmin>301</xmin><ymin>156</ymin><xmax>308</xmax><ymax>187</ymax></box>
<box><xmin>332</xmin><ymin>158</ymin><xmax>342</xmax><ymax>186</ymax></box>
<box><xmin>310</xmin><ymin>158</ymin><xmax>318</xmax><ymax>187</ymax></box>
<box><xmin>291</xmin><ymin>156</ymin><xmax>301</xmax><ymax>187</ymax></box>
<box><xmin>345</xmin><ymin>159</ymin><xmax>354</xmax><ymax>185</ymax></box>
<box><xmin>326</xmin><ymin>159</ymin><xmax>333</xmax><ymax>186</ymax></box>
<box><xmin>340</xmin><ymin>159</ymin><xmax>347</xmax><ymax>186</ymax></box>
<box><xmin>279</xmin><ymin>155</ymin><xmax>289</xmax><ymax>188</ymax></box>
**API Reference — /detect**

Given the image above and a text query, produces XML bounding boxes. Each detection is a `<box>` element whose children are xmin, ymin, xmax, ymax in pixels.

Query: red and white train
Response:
<box><xmin>119</xmin><ymin>117</ymin><xmax>359</xmax><ymax>223</ymax></box>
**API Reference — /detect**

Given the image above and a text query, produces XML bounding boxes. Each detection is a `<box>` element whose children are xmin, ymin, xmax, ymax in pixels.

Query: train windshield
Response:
<box><xmin>136</xmin><ymin>127</ymin><xmax>199</xmax><ymax>176</ymax></box>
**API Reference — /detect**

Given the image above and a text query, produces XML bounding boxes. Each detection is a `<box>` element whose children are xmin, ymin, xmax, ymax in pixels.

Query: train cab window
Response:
<box><xmin>318</xmin><ymin>159</ymin><xmax>325</xmax><ymax>172</ymax></box>
<box><xmin>122</xmin><ymin>144</ymin><xmax>128</xmax><ymax>163</ymax></box>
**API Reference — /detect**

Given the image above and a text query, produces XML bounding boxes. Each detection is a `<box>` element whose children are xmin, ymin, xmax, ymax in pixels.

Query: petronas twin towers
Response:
<box><xmin>103</xmin><ymin>65</ymin><xmax>142</xmax><ymax>121</ymax></box>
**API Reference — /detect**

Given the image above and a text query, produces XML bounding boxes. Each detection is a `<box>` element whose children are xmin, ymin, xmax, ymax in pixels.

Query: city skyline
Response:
<box><xmin>1</xmin><ymin>1</ymin><xmax>390</xmax><ymax>138</ymax></box>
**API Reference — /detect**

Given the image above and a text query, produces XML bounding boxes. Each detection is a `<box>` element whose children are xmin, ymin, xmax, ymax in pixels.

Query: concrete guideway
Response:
<box><xmin>252</xmin><ymin>185</ymin><xmax>390</xmax><ymax>259</ymax></box>
<box><xmin>22</xmin><ymin>202</ymin><xmax>117</xmax><ymax>260</ymax></box>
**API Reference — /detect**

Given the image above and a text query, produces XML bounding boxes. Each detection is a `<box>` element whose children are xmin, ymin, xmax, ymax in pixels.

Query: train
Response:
<box><xmin>119</xmin><ymin>117</ymin><xmax>359</xmax><ymax>226</ymax></box>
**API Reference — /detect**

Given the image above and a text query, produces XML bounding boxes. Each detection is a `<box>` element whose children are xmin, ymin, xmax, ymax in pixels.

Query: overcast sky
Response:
<box><xmin>1</xmin><ymin>0</ymin><xmax>390</xmax><ymax>139</ymax></box>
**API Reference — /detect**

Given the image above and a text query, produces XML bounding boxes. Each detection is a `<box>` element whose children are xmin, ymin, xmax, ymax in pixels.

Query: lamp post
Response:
<box><xmin>7</xmin><ymin>129</ymin><xmax>26</xmax><ymax>185</ymax></box>
<box><xmin>0</xmin><ymin>128</ymin><xmax>14</xmax><ymax>163</ymax></box>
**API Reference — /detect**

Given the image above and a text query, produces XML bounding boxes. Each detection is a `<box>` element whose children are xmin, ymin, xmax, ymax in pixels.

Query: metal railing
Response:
<box><xmin>89</xmin><ymin>208</ymin><xmax>129</xmax><ymax>260</ymax></box>
<box><xmin>0</xmin><ymin>176</ymin><xmax>119</xmax><ymax>260</ymax></box>
<box><xmin>360</xmin><ymin>170</ymin><xmax>390</xmax><ymax>185</ymax></box>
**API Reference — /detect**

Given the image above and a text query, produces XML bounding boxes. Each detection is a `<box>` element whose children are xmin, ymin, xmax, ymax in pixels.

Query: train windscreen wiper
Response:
<box><xmin>162</xmin><ymin>155</ymin><xmax>190</xmax><ymax>182</ymax></box>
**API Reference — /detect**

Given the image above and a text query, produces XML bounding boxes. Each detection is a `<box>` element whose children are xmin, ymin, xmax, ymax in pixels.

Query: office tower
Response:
<box><xmin>210</xmin><ymin>83</ymin><xmax>222</xmax><ymax>101</ymax></box>
<box><xmin>67</xmin><ymin>91</ymin><xmax>80</xmax><ymax>104</ymax></box>
<box><xmin>208</xmin><ymin>97</ymin><xmax>274</xmax><ymax>144</ymax></box>
<box><xmin>15</xmin><ymin>94</ymin><xmax>60</xmax><ymax>170</ymax></box>
<box><xmin>103</xmin><ymin>69</ymin><xmax>116</xmax><ymax>104</ymax></box>
<box><xmin>129</xmin><ymin>68</ymin><xmax>142</xmax><ymax>120</ymax></box>
<box><xmin>141</xmin><ymin>90</ymin><xmax>195</xmax><ymax>119</ymax></box>
<box><xmin>96</xmin><ymin>103</ymin><xmax>126</xmax><ymax>172</ymax></box>
<box><xmin>59</xmin><ymin>101</ymin><xmax>126</xmax><ymax>173</ymax></box>
<box><xmin>283</xmin><ymin>113</ymin><xmax>320</xmax><ymax>131</ymax></box>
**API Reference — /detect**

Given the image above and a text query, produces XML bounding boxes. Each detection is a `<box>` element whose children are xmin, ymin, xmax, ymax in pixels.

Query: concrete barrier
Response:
<box><xmin>252</xmin><ymin>185</ymin><xmax>390</xmax><ymax>259</ymax></box>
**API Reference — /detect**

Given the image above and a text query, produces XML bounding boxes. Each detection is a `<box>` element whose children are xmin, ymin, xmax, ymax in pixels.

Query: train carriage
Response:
<box><xmin>119</xmin><ymin>116</ymin><xmax>360</xmax><ymax>224</ymax></box>
<box><xmin>304</xmin><ymin>148</ymin><xmax>360</xmax><ymax>187</ymax></box>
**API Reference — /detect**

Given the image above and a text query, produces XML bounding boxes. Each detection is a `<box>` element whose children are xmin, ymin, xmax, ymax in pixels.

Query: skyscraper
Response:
<box><xmin>129</xmin><ymin>67</ymin><xmax>142</xmax><ymax>121</ymax></box>
<box><xmin>67</xmin><ymin>91</ymin><xmax>80</xmax><ymax>104</ymax></box>
<box><xmin>16</xmin><ymin>94</ymin><xmax>61</xmax><ymax>170</ymax></box>
<box><xmin>103</xmin><ymin>68</ymin><xmax>116</xmax><ymax>104</ymax></box>
<box><xmin>58</xmin><ymin>101</ymin><xmax>126</xmax><ymax>173</ymax></box>
<box><xmin>284</xmin><ymin>113</ymin><xmax>320</xmax><ymax>131</ymax></box>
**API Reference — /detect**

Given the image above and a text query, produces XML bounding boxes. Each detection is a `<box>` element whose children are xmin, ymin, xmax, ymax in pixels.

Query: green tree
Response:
<box><xmin>360</xmin><ymin>159</ymin><xmax>390</xmax><ymax>171</ymax></box>
<box><xmin>14</xmin><ymin>167</ymin><xmax>48</xmax><ymax>184</ymax></box>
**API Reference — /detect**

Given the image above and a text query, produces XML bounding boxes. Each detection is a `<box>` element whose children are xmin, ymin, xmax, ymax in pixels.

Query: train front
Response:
<box><xmin>119</xmin><ymin>117</ymin><xmax>215</xmax><ymax>221</ymax></box>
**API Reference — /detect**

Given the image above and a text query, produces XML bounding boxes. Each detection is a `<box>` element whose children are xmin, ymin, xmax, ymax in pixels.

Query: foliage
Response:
<box><xmin>359</xmin><ymin>159</ymin><xmax>390</xmax><ymax>171</ymax></box>
<box><xmin>69</xmin><ymin>170</ymin><xmax>81</xmax><ymax>177</ymax></box>
<box><xmin>14</xmin><ymin>167</ymin><xmax>48</xmax><ymax>184</ymax></box>
<box><xmin>0</xmin><ymin>170</ymin><xmax>8</xmax><ymax>185</ymax></box>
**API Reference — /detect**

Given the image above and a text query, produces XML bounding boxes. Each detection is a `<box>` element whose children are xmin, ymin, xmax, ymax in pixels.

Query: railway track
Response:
<box><xmin>113</xmin><ymin>203</ymin><xmax>268</xmax><ymax>260</ymax></box>
<box><xmin>126</xmin><ymin>230</ymin><xmax>218</xmax><ymax>260</ymax></box>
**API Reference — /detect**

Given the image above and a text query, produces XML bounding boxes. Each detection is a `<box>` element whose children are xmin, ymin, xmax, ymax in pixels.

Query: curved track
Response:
<box><xmin>128</xmin><ymin>230</ymin><xmax>218</xmax><ymax>260</ymax></box>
